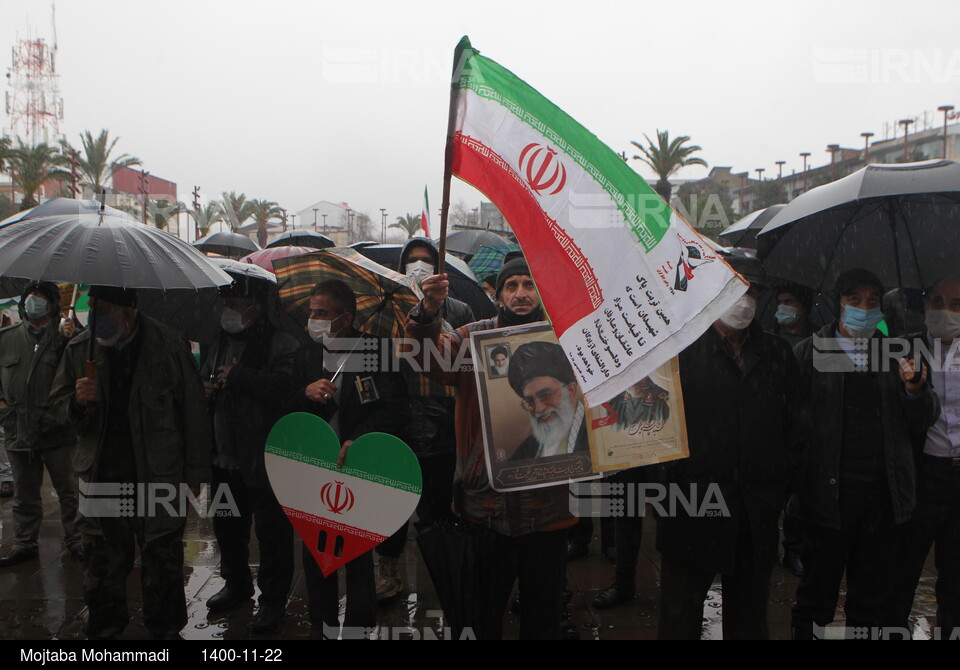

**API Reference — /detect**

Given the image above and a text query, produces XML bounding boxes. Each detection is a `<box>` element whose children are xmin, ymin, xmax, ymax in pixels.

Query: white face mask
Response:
<box><xmin>406</xmin><ymin>260</ymin><xmax>434</xmax><ymax>285</ymax></box>
<box><xmin>308</xmin><ymin>314</ymin><xmax>344</xmax><ymax>345</ymax></box>
<box><xmin>926</xmin><ymin>309</ymin><xmax>960</xmax><ymax>342</ymax></box>
<box><xmin>220</xmin><ymin>307</ymin><xmax>246</xmax><ymax>334</ymax></box>
<box><xmin>24</xmin><ymin>295</ymin><xmax>50</xmax><ymax>320</ymax></box>
<box><xmin>719</xmin><ymin>294</ymin><xmax>756</xmax><ymax>331</ymax></box>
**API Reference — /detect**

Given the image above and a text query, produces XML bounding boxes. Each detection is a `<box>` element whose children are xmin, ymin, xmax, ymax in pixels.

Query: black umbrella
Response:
<box><xmin>444</xmin><ymin>230</ymin><xmax>512</xmax><ymax>256</ymax></box>
<box><xmin>0</xmin><ymin>197</ymin><xmax>105</xmax><ymax>227</ymax></box>
<box><xmin>757</xmin><ymin>160</ymin><xmax>960</xmax><ymax>293</ymax></box>
<box><xmin>139</xmin><ymin>258</ymin><xmax>284</xmax><ymax>345</ymax></box>
<box><xmin>718</xmin><ymin>204</ymin><xmax>786</xmax><ymax>249</ymax></box>
<box><xmin>265</xmin><ymin>230</ymin><xmax>335</xmax><ymax>250</ymax></box>
<box><xmin>0</xmin><ymin>201</ymin><xmax>232</xmax><ymax>363</ymax></box>
<box><xmin>194</xmin><ymin>231</ymin><xmax>260</xmax><ymax>258</ymax></box>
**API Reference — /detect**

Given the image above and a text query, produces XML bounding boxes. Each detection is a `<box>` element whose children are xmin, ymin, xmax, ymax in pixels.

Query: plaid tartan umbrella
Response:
<box><xmin>466</xmin><ymin>243</ymin><xmax>521</xmax><ymax>278</ymax></box>
<box><xmin>272</xmin><ymin>247</ymin><xmax>422</xmax><ymax>339</ymax></box>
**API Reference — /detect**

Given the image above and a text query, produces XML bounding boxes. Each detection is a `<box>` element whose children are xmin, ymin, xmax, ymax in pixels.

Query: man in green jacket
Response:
<box><xmin>50</xmin><ymin>286</ymin><xmax>212</xmax><ymax>640</ymax></box>
<box><xmin>0</xmin><ymin>281</ymin><xmax>82</xmax><ymax>567</ymax></box>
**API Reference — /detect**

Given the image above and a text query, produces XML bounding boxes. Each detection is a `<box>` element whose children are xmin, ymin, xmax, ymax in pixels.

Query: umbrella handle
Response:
<box><xmin>85</xmin><ymin>360</ymin><xmax>96</xmax><ymax>380</ymax></box>
<box><xmin>910</xmin><ymin>357</ymin><xmax>925</xmax><ymax>385</ymax></box>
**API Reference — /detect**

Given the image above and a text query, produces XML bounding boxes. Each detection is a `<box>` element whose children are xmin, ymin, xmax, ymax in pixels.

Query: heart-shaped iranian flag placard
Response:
<box><xmin>265</xmin><ymin>413</ymin><xmax>422</xmax><ymax>576</ymax></box>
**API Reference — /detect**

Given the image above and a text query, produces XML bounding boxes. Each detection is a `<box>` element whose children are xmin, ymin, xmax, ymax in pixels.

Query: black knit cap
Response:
<box><xmin>835</xmin><ymin>268</ymin><xmax>883</xmax><ymax>298</ymax></box>
<box><xmin>507</xmin><ymin>341</ymin><xmax>576</xmax><ymax>397</ymax></box>
<box><xmin>88</xmin><ymin>285</ymin><xmax>138</xmax><ymax>308</ymax></box>
<box><xmin>496</xmin><ymin>256</ymin><xmax>532</xmax><ymax>296</ymax></box>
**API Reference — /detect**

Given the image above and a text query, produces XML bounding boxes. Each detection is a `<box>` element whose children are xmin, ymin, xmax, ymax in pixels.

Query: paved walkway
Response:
<box><xmin>0</xmin><ymin>481</ymin><xmax>942</xmax><ymax>640</ymax></box>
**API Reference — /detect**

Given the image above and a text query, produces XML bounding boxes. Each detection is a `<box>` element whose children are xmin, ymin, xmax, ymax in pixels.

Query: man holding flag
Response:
<box><xmin>406</xmin><ymin>257</ymin><xmax>573</xmax><ymax>639</ymax></box>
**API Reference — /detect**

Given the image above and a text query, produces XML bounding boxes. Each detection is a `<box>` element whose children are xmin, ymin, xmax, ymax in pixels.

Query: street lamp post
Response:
<box><xmin>800</xmin><ymin>152</ymin><xmax>811</xmax><ymax>193</ymax></box>
<box><xmin>861</xmin><ymin>132</ymin><xmax>874</xmax><ymax>163</ymax></box>
<box><xmin>290</xmin><ymin>213</ymin><xmax>296</xmax><ymax>229</ymax></box>
<box><xmin>900</xmin><ymin>118</ymin><xmax>914</xmax><ymax>162</ymax></box>
<box><xmin>313</xmin><ymin>208</ymin><xmax>319</xmax><ymax>232</ymax></box>
<box><xmin>827</xmin><ymin>145</ymin><xmax>840</xmax><ymax>182</ymax></box>
<box><xmin>380</xmin><ymin>208</ymin><xmax>387</xmax><ymax>243</ymax></box>
<box><xmin>938</xmin><ymin>105</ymin><xmax>954</xmax><ymax>159</ymax></box>
<box><xmin>775</xmin><ymin>161</ymin><xmax>785</xmax><ymax>201</ymax></box>
<box><xmin>755</xmin><ymin>168</ymin><xmax>765</xmax><ymax>182</ymax></box>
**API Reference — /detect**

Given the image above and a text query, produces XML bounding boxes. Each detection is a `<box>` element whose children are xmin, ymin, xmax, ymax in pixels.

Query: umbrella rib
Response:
<box><xmin>895</xmin><ymin>200</ymin><xmax>926</xmax><ymax>292</ymax></box>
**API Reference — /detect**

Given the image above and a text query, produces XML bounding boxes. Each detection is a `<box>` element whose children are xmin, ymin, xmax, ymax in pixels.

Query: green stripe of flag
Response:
<box><xmin>455</xmin><ymin>36</ymin><xmax>671</xmax><ymax>249</ymax></box>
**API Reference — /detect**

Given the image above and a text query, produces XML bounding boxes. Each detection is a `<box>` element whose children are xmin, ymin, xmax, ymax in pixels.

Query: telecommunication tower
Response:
<box><xmin>4</xmin><ymin>6</ymin><xmax>64</xmax><ymax>146</ymax></box>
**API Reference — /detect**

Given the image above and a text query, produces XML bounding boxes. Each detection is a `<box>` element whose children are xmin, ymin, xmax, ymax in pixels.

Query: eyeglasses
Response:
<box><xmin>520</xmin><ymin>385</ymin><xmax>566</xmax><ymax>412</ymax></box>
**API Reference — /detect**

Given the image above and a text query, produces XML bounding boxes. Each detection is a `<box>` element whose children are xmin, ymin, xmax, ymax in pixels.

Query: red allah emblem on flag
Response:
<box><xmin>320</xmin><ymin>481</ymin><xmax>355</xmax><ymax>515</ymax></box>
<box><xmin>519</xmin><ymin>143</ymin><xmax>568</xmax><ymax>196</ymax></box>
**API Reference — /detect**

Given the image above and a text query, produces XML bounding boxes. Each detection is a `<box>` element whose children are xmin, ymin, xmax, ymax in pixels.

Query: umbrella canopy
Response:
<box><xmin>272</xmin><ymin>247</ymin><xmax>421</xmax><ymax>339</ymax></box>
<box><xmin>140</xmin><ymin>258</ymin><xmax>282</xmax><ymax>344</ymax></box>
<box><xmin>718</xmin><ymin>205</ymin><xmax>786</xmax><ymax>250</ymax></box>
<box><xmin>194</xmin><ymin>230</ymin><xmax>260</xmax><ymax>258</ymax></box>
<box><xmin>266</xmin><ymin>230</ymin><xmax>336</xmax><ymax>250</ymax></box>
<box><xmin>0</xmin><ymin>202</ymin><xmax>232</xmax><ymax>290</ymax></box>
<box><xmin>466</xmin><ymin>243</ymin><xmax>522</xmax><ymax>278</ymax></box>
<box><xmin>757</xmin><ymin>160</ymin><xmax>960</xmax><ymax>292</ymax></box>
<box><xmin>443</xmin><ymin>230</ymin><xmax>512</xmax><ymax>256</ymax></box>
<box><xmin>240</xmin><ymin>246</ymin><xmax>317</xmax><ymax>272</ymax></box>
<box><xmin>0</xmin><ymin>197</ymin><xmax>105</xmax><ymax>227</ymax></box>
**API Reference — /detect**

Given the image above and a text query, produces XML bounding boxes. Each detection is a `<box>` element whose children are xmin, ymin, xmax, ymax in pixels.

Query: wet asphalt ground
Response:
<box><xmin>0</xmin><ymin>479</ymin><xmax>942</xmax><ymax>641</ymax></box>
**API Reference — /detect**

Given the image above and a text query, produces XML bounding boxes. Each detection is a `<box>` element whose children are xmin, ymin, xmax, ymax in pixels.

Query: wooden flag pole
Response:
<box><xmin>437</xmin><ymin>37</ymin><xmax>473</xmax><ymax>276</ymax></box>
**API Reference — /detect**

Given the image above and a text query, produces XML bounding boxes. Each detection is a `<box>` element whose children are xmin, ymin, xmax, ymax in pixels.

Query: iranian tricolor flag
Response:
<box><xmin>445</xmin><ymin>37</ymin><xmax>746</xmax><ymax>404</ymax></box>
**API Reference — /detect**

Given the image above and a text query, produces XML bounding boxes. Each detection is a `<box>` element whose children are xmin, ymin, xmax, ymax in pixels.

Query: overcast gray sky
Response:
<box><xmin>3</xmin><ymin>0</ymin><xmax>958</xmax><ymax>237</ymax></box>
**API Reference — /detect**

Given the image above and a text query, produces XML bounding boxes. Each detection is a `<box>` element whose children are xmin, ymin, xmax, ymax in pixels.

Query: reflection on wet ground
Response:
<box><xmin>0</xmin><ymin>482</ymin><xmax>941</xmax><ymax>640</ymax></box>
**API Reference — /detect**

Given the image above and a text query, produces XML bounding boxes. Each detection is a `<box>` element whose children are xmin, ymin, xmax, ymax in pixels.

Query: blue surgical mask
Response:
<box><xmin>842</xmin><ymin>305</ymin><xmax>883</xmax><ymax>337</ymax></box>
<box><xmin>95</xmin><ymin>314</ymin><xmax>122</xmax><ymax>347</ymax></box>
<box><xmin>775</xmin><ymin>305</ymin><xmax>799</xmax><ymax>327</ymax></box>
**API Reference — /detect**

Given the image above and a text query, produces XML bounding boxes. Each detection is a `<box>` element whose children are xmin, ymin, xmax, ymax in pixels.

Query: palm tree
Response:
<box><xmin>0</xmin><ymin>136</ymin><xmax>11</xmax><ymax>173</ymax></box>
<box><xmin>248</xmin><ymin>199</ymin><xmax>283</xmax><ymax>247</ymax></box>
<box><xmin>389</xmin><ymin>213</ymin><xmax>423</xmax><ymax>239</ymax></box>
<box><xmin>7</xmin><ymin>141</ymin><xmax>69</xmax><ymax>209</ymax></box>
<box><xmin>189</xmin><ymin>201</ymin><xmax>224</xmax><ymax>237</ymax></box>
<box><xmin>220</xmin><ymin>191</ymin><xmax>255</xmax><ymax>232</ymax></box>
<box><xmin>62</xmin><ymin>129</ymin><xmax>141</xmax><ymax>194</ymax></box>
<box><xmin>631</xmin><ymin>130</ymin><xmax>707</xmax><ymax>203</ymax></box>
<box><xmin>147</xmin><ymin>199</ymin><xmax>186</xmax><ymax>230</ymax></box>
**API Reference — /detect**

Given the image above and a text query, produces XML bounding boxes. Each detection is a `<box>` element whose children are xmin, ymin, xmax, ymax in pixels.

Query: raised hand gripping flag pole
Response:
<box><xmin>439</xmin><ymin>36</ymin><xmax>746</xmax><ymax>404</ymax></box>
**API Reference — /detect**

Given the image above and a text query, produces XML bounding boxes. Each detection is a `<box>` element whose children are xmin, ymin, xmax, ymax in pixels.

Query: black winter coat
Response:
<box><xmin>656</xmin><ymin>321</ymin><xmax>800</xmax><ymax>574</ymax></box>
<box><xmin>791</xmin><ymin>322</ymin><xmax>940</xmax><ymax>529</ymax></box>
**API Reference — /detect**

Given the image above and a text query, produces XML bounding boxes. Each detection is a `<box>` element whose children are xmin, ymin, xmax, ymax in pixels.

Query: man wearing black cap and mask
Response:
<box><xmin>656</xmin><ymin>248</ymin><xmax>800</xmax><ymax>640</ymax></box>
<box><xmin>50</xmin><ymin>286</ymin><xmax>212</xmax><ymax>640</ymax></box>
<box><xmin>405</xmin><ymin>256</ymin><xmax>575</xmax><ymax>639</ymax></box>
<box><xmin>791</xmin><ymin>268</ymin><xmax>938</xmax><ymax>639</ymax></box>
<box><xmin>199</xmin><ymin>277</ymin><xmax>298</xmax><ymax>633</ymax></box>
<box><xmin>0</xmin><ymin>281</ymin><xmax>82</xmax><ymax>568</ymax></box>
<box><xmin>506</xmin><ymin>341</ymin><xmax>587</xmax><ymax>461</ymax></box>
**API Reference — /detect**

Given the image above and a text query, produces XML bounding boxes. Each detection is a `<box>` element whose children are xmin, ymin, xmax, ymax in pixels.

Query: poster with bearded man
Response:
<box><xmin>471</xmin><ymin>323</ymin><xmax>599</xmax><ymax>492</ymax></box>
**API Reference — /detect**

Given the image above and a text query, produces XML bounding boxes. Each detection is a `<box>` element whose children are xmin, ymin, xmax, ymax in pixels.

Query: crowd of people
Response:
<box><xmin>0</xmin><ymin>236</ymin><xmax>957</xmax><ymax>641</ymax></box>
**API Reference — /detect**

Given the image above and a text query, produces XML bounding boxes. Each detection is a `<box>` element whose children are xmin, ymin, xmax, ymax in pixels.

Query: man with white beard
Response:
<box><xmin>505</xmin><ymin>341</ymin><xmax>587</xmax><ymax>461</ymax></box>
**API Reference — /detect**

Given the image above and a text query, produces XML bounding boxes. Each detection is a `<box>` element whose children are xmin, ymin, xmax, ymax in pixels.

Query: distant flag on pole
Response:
<box><xmin>421</xmin><ymin>186</ymin><xmax>431</xmax><ymax>237</ymax></box>
<box><xmin>445</xmin><ymin>36</ymin><xmax>746</xmax><ymax>405</ymax></box>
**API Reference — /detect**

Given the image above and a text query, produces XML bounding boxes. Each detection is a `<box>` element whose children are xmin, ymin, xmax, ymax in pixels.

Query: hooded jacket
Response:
<box><xmin>400</xmin><ymin>237</ymin><xmax>474</xmax><ymax>329</ymax></box>
<box><xmin>0</xmin><ymin>282</ymin><xmax>76</xmax><ymax>452</ymax></box>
